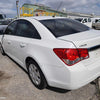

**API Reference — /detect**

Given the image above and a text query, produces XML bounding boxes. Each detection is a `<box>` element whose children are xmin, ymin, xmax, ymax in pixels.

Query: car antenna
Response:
<box><xmin>52</xmin><ymin>1</ymin><xmax>63</xmax><ymax>17</ymax></box>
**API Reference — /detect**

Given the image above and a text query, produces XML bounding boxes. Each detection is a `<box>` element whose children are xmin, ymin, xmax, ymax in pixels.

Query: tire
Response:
<box><xmin>26</xmin><ymin>59</ymin><xmax>47</xmax><ymax>89</ymax></box>
<box><xmin>0</xmin><ymin>43</ymin><xmax>5</xmax><ymax>55</ymax></box>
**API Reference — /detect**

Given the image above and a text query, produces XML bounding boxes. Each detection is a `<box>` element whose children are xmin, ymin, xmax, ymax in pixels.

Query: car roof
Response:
<box><xmin>19</xmin><ymin>16</ymin><xmax>66</xmax><ymax>21</ymax></box>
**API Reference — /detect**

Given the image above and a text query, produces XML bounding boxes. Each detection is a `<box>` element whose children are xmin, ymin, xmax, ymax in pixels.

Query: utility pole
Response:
<box><xmin>16</xmin><ymin>0</ymin><xmax>19</xmax><ymax>18</ymax></box>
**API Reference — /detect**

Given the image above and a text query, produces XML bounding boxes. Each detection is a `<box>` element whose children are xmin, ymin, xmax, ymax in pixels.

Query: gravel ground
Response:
<box><xmin>0</xmin><ymin>52</ymin><xmax>99</xmax><ymax>100</ymax></box>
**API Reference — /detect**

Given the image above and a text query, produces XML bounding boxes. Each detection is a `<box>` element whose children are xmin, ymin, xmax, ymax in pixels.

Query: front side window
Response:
<box><xmin>16</xmin><ymin>20</ymin><xmax>41</xmax><ymax>39</ymax></box>
<box><xmin>88</xmin><ymin>18</ymin><xmax>91</xmax><ymax>22</ymax></box>
<box><xmin>4</xmin><ymin>21</ymin><xmax>17</xmax><ymax>35</ymax></box>
<box><xmin>82</xmin><ymin>18</ymin><xmax>87</xmax><ymax>23</ymax></box>
<box><xmin>40</xmin><ymin>19</ymin><xmax>89</xmax><ymax>37</ymax></box>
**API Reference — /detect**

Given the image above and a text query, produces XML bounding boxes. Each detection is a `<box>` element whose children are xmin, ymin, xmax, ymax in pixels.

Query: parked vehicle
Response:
<box><xmin>0</xmin><ymin>16</ymin><xmax>100</xmax><ymax>90</ymax></box>
<box><xmin>92</xmin><ymin>18</ymin><xmax>100</xmax><ymax>29</ymax></box>
<box><xmin>0</xmin><ymin>14</ymin><xmax>6</xmax><ymax>20</ymax></box>
<box><xmin>75</xmin><ymin>17</ymin><xmax>92</xmax><ymax>28</ymax></box>
<box><xmin>0</xmin><ymin>20</ymin><xmax>10</xmax><ymax>30</ymax></box>
<box><xmin>0</xmin><ymin>20</ymin><xmax>11</xmax><ymax>42</ymax></box>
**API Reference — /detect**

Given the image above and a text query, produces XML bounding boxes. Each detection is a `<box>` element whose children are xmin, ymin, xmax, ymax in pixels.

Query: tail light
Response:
<box><xmin>53</xmin><ymin>48</ymin><xmax>89</xmax><ymax>66</ymax></box>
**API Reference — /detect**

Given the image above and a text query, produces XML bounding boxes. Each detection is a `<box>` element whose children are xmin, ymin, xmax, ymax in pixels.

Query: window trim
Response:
<box><xmin>15</xmin><ymin>19</ymin><xmax>41</xmax><ymax>40</ymax></box>
<box><xmin>4</xmin><ymin>20</ymin><xmax>18</xmax><ymax>35</ymax></box>
<box><xmin>4</xmin><ymin>19</ymin><xmax>41</xmax><ymax>40</ymax></box>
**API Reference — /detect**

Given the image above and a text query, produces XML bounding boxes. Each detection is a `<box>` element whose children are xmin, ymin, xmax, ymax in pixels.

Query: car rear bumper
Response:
<box><xmin>41</xmin><ymin>61</ymin><xmax>100</xmax><ymax>90</ymax></box>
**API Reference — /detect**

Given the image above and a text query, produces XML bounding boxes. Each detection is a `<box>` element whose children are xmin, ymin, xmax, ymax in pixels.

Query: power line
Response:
<box><xmin>57</xmin><ymin>1</ymin><xmax>63</xmax><ymax>11</ymax></box>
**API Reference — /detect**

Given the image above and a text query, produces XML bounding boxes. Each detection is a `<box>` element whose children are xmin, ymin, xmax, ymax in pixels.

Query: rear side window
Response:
<box><xmin>40</xmin><ymin>19</ymin><xmax>89</xmax><ymax>37</ymax></box>
<box><xmin>5</xmin><ymin>21</ymin><xmax>17</xmax><ymax>35</ymax></box>
<box><xmin>16</xmin><ymin>20</ymin><xmax>41</xmax><ymax>39</ymax></box>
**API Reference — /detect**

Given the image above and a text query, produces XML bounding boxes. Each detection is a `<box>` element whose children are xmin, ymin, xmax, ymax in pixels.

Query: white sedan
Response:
<box><xmin>0</xmin><ymin>16</ymin><xmax>100</xmax><ymax>90</ymax></box>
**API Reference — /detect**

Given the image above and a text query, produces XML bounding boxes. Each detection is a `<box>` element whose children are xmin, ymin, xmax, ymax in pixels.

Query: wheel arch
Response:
<box><xmin>25</xmin><ymin>56</ymin><xmax>42</xmax><ymax>70</ymax></box>
<box><xmin>25</xmin><ymin>56</ymin><xmax>48</xmax><ymax>85</ymax></box>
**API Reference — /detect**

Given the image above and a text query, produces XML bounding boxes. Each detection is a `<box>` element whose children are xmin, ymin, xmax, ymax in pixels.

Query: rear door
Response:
<box><xmin>3</xmin><ymin>21</ymin><xmax>18</xmax><ymax>56</ymax></box>
<box><xmin>9</xmin><ymin>19</ymin><xmax>41</xmax><ymax>66</ymax></box>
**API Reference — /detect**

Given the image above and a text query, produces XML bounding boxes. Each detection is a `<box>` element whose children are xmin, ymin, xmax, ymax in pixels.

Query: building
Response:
<box><xmin>20</xmin><ymin>3</ymin><xmax>67</xmax><ymax>17</ymax></box>
<box><xmin>67</xmin><ymin>12</ymin><xmax>94</xmax><ymax>19</ymax></box>
<box><xmin>20</xmin><ymin>3</ymin><xmax>100</xmax><ymax>19</ymax></box>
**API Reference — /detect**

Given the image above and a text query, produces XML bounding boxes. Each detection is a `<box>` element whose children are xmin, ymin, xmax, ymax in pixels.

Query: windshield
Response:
<box><xmin>40</xmin><ymin>18</ymin><xmax>89</xmax><ymax>37</ymax></box>
<box><xmin>75</xmin><ymin>18</ymin><xmax>83</xmax><ymax>22</ymax></box>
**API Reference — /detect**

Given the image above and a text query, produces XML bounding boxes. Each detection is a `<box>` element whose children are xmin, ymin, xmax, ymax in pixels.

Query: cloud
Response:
<box><xmin>0</xmin><ymin>3</ymin><xmax>13</xmax><ymax>9</ymax></box>
<box><xmin>1</xmin><ymin>9</ymin><xmax>16</xmax><ymax>14</ymax></box>
<box><xmin>40</xmin><ymin>0</ymin><xmax>100</xmax><ymax>15</ymax></box>
<box><xmin>0</xmin><ymin>0</ymin><xmax>100</xmax><ymax>17</ymax></box>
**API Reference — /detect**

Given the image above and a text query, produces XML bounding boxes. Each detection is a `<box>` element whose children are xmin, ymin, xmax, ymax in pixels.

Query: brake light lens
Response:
<box><xmin>53</xmin><ymin>48</ymin><xmax>89</xmax><ymax>66</ymax></box>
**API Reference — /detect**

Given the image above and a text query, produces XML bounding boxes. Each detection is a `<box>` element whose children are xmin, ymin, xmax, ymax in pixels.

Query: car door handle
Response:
<box><xmin>20</xmin><ymin>43</ymin><xmax>26</xmax><ymax>48</ymax></box>
<box><xmin>7</xmin><ymin>41</ymin><xmax>11</xmax><ymax>44</ymax></box>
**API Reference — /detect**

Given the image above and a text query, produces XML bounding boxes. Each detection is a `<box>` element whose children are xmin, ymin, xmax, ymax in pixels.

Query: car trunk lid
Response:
<box><xmin>58</xmin><ymin>29</ymin><xmax>100</xmax><ymax>68</ymax></box>
<box><xmin>58</xmin><ymin>30</ymin><xmax>100</xmax><ymax>48</ymax></box>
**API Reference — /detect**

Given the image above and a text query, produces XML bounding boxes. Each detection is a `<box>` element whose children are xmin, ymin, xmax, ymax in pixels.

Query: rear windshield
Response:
<box><xmin>40</xmin><ymin>19</ymin><xmax>89</xmax><ymax>37</ymax></box>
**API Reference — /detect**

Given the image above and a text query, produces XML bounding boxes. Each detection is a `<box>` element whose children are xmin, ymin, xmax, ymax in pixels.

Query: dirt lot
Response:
<box><xmin>0</xmin><ymin>52</ymin><xmax>99</xmax><ymax>100</ymax></box>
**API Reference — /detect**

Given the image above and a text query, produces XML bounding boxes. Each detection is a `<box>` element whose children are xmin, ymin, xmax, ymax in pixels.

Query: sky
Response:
<box><xmin>0</xmin><ymin>0</ymin><xmax>100</xmax><ymax>18</ymax></box>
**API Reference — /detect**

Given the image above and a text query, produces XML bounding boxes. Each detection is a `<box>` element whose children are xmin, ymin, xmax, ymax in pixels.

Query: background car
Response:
<box><xmin>75</xmin><ymin>17</ymin><xmax>92</xmax><ymax>28</ymax></box>
<box><xmin>0</xmin><ymin>19</ymin><xmax>11</xmax><ymax>42</ymax></box>
<box><xmin>0</xmin><ymin>16</ymin><xmax>100</xmax><ymax>90</ymax></box>
<box><xmin>0</xmin><ymin>14</ymin><xmax>6</xmax><ymax>20</ymax></box>
<box><xmin>92</xmin><ymin>19</ymin><xmax>100</xmax><ymax>29</ymax></box>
